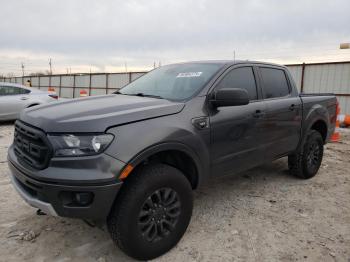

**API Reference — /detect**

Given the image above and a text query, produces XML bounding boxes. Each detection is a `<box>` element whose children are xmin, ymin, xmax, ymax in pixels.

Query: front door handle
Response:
<box><xmin>289</xmin><ymin>104</ymin><xmax>295</xmax><ymax>111</ymax></box>
<box><xmin>253</xmin><ymin>110</ymin><xmax>265</xmax><ymax>118</ymax></box>
<box><xmin>20</xmin><ymin>97</ymin><xmax>29</xmax><ymax>100</ymax></box>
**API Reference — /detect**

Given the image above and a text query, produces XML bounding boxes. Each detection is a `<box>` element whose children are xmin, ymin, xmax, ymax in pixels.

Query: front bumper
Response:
<box><xmin>8</xmin><ymin>146</ymin><xmax>124</xmax><ymax>220</ymax></box>
<box><xmin>9</xmin><ymin>168</ymin><xmax>58</xmax><ymax>216</ymax></box>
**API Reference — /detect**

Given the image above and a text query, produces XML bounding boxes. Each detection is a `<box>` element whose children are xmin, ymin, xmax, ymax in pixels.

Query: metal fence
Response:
<box><xmin>0</xmin><ymin>72</ymin><xmax>147</xmax><ymax>98</ymax></box>
<box><xmin>1</xmin><ymin>61</ymin><xmax>350</xmax><ymax>113</ymax></box>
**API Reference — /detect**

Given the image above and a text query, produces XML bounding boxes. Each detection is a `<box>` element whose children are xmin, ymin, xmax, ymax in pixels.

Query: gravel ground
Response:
<box><xmin>0</xmin><ymin>122</ymin><xmax>349</xmax><ymax>262</ymax></box>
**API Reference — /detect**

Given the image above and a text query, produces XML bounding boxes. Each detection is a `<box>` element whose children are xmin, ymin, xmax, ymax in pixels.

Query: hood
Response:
<box><xmin>20</xmin><ymin>94</ymin><xmax>185</xmax><ymax>133</ymax></box>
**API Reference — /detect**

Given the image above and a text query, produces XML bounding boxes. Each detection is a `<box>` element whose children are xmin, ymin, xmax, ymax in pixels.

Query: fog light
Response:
<box><xmin>75</xmin><ymin>192</ymin><xmax>93</xmax><ymax>206</ymax></box>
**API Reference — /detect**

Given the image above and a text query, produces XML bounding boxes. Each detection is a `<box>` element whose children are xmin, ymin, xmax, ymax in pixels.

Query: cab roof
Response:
<box><xmin>175</xmin><ymin>60</ymin><xmax>287</xmax><ymax>69</ymax></box>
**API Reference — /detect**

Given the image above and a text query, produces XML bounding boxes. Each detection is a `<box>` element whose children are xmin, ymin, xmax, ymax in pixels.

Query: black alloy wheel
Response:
<box><xmin>138</xmin><ymin>188</ymin><xmax>181</xmax><ymax>242</ymax></box>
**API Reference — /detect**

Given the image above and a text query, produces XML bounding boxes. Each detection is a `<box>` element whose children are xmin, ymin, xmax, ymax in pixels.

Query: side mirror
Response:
<box><xmin>210</xmin><ymin>88</ymin><xmax>249</xmax><ymax>107</ymax></box>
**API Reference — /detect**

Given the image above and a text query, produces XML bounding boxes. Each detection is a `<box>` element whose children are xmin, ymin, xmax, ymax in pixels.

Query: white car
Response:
<box><xmin>0</xmin><ymin>82</ymin><xmax>58</xmax><ymax>121</ymax></box>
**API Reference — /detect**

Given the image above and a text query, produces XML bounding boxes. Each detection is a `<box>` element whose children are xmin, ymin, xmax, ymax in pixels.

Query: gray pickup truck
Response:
<box><xmin>8</xmin><ymin>61</ymin><xmax>337</xmax><ymax>260</ymax></box>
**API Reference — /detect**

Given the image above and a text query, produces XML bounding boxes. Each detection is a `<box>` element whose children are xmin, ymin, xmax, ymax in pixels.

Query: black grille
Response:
<box><xmin>13</xmin><ymin>121</ymin><xmax>52</xmax><ymax>170</ymax></box>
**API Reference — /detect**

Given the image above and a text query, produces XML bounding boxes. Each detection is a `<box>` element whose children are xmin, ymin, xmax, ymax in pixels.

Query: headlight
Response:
<box><xmin>48</xmin><ymin>134</ymin><xmax>114</xmax><ymax>157</ymax></box>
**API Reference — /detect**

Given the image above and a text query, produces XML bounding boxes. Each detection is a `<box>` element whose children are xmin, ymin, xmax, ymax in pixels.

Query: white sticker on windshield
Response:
<box><xmin>176</xmin><ymin>72</ymin><xmax>203</xmax><ymax>78</ymax></box>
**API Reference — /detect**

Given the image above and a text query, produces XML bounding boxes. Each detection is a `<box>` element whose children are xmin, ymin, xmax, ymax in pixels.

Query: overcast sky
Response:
<box><xmin>1</xmin><ymin>0</ymin><xmax>350</xmax><ymax>76</ymax></box>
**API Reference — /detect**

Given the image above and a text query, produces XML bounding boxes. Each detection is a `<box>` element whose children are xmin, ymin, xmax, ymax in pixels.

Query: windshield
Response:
<box><xmin>119</xmin><ymin>63</ymin><xmax>222</xmax><ymax>101</ymax></box>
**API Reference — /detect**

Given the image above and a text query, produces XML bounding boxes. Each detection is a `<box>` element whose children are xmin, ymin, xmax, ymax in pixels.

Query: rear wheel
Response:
<box><xmin>288</xmin><ymin>130</ymin><xmax>324</xmax><ymax>179</ymax></box>
<box><xmin>107</xmin><ymin>163</ymin><xmax>193</xmax><ymax>260</ymax></box>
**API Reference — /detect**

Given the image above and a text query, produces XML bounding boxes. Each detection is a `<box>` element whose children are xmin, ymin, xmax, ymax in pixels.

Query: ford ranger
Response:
<box><xmin>7</xmin><ymin>61</ymin><xmax>337</xmax><ymax>260</ymax></box>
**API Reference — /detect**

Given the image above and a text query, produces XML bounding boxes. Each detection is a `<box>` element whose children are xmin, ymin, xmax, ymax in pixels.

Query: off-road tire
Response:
<box><xmin>288</xmin><ymin>130</ymin><xmax>324</xmax><ymax>179</ymax></box>
<box><xmin>107</xmin><ymin>163</ymin><xmax>193</xmax><ymax>260</ymax></box>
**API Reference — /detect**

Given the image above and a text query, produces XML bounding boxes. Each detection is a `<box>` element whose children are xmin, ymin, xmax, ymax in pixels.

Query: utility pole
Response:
<box><xmin>233</xmin><ymin>50</ymin><xmax>236</xmax><ymax>62</ymax></box>
<box><xmin>153</xmin><ymin>61</ymin><xmax>156</xmax><ymax>69</ymax></box>
<box><xmin>21</xmin><ymin>62</ymin><xmax>25</xmax><ymax>76</ymax></box>
<box><xmin>49</xmin><ymin>58</ymin><xmax>52</xmax><ymax>75</ymax></box>
<box><xmin>124</xmin><ymin>61</ymin><xmax>128</xmax><ymax>72</ymax></box>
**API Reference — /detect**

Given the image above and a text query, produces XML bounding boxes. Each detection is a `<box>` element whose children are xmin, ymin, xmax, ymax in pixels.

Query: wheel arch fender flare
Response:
<box><xmin>127</xmin><ymin>142</ymin><xmax>208</xmax><ymax>188</ymax></box>
<box><xmin>304</xmin><ymin>116</ymin><xmax>329</xmax><ymax>140</ymax></box>
<box><xmin>300</xmin><ymin>108</ymin><xmax>330</xmax><ymax>149</ymax></box>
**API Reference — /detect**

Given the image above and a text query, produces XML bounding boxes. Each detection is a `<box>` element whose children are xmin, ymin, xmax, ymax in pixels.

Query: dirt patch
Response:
<box><xmin>0</xmin><ymin>123</ymin><xmax>349</xmax><ymax>261</ymax></box>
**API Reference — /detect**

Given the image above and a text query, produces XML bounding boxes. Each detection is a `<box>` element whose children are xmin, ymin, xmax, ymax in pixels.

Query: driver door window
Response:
<box><xmin>216</xmin><ymin>67</ymin><xmax>258</xmax><ymax>101</ymax></box>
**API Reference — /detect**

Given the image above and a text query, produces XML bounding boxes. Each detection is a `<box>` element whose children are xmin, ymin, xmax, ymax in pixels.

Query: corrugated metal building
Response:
<box><xmin>286</xmin><ymin>61</ymin><xmax>350</xmax><ymax>114</ymax></box>
<box><xmin>1</xmin><ymin>61</ymin><xmax>350</xmax><ymax>114</ymax></box>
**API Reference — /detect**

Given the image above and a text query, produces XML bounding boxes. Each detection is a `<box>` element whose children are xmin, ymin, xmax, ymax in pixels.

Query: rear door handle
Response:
<box><xmin>20</xmin><ymin>97</ymin><xmax>29</xmax><ymax>100</ymax></box>
<box><xmin>289</xmin><ymin>104</ymin><xmax>295</xmax><ymax>111</ymax></box>
<box><xmin>253</xmin><ymin>110</ymin><xmax>265</xmax><ymax>118</ymax></box>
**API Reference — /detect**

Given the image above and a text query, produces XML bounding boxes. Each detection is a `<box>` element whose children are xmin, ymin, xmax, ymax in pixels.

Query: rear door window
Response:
<box><xmin>216</xmin><ymin>67</ymin><xmax>258</xmax><ymax>101</ymax></box>
<box><xmin>260</xmin><ymin>67</ymin><xmax>290</xmax><ymax>99</ymax></box>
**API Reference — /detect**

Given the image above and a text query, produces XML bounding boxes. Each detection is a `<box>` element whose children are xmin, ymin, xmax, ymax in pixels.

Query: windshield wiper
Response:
<box><xmin>128</xmin><ymin>93</ymin><xmax>164</xmax><ymax>99</ymax></box>
<box><xmin>115</xmin><ymin>91</ymin><xmax>164</xmax><ymax>99</ymax></box>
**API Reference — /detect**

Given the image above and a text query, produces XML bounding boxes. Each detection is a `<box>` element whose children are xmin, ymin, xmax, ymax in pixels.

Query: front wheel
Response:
<box><xmin>288</xmin><ymin>130</ymin><xmax>324</xmax><ymax>179</ymax></box>
<box><xmin>107</xmin><ymin>163</ymin><xmax>193</xmax><ymax>260</ymax></box>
